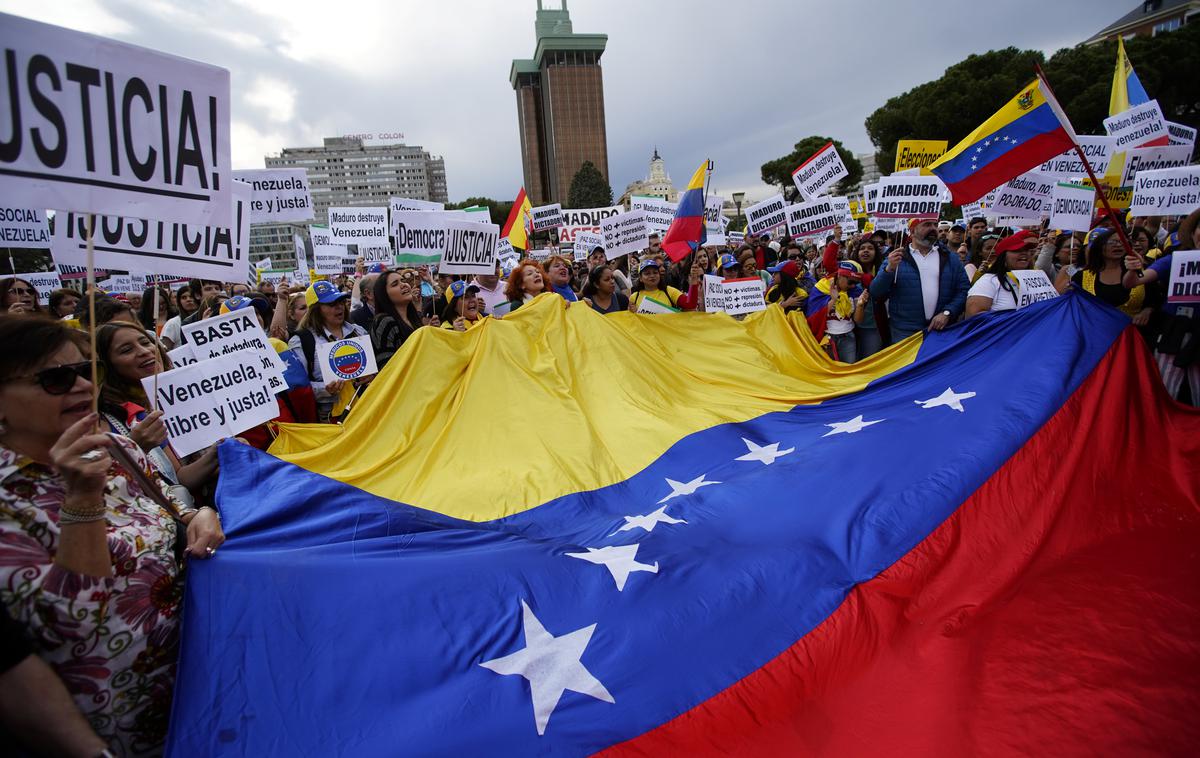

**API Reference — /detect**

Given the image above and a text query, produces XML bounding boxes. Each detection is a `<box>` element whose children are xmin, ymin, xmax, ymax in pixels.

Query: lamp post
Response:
<box><xmin>732</xmin><ymin>191</ymin><xmax>745</xmax><ymax>232</ymax></box>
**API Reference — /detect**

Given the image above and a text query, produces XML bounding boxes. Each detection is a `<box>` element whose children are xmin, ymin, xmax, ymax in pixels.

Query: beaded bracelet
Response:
<box><xmin>59</xmin><ymin>505</ymin><xmax>108</xmax><ymax>524</ymax></box>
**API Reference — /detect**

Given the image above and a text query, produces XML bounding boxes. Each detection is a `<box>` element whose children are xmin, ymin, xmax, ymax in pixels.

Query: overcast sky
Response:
<box><xmin>2</xmin><ymin>0</ymin><xmax>1136</xmax><ymax>203</ymax></box>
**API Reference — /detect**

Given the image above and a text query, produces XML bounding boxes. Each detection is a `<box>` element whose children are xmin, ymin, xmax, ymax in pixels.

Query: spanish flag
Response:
<box><xmin>661</xmin><ymin>161</ymin><xmax>708</xmax><ymax>262</ymax></box>
<box><xmin>928</xmin><ymin>76</ymin><xmax>1076</xmax><ymax>205</ymax></box>
<box><xmin>501</xmin><ymin>188</ymin><xmax>533</xmax><ymax>251</ymax></box>
<box><xmin>169</xmin><ymin>293</ymin><xmax>1200</xmax><ymax>755</ymax></box>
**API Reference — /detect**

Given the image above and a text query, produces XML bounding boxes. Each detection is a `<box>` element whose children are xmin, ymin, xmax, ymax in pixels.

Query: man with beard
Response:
<box><xmin>868</xmin><ymin>218</ymin><xmax>970</xmax><ymax>342</ymax></box>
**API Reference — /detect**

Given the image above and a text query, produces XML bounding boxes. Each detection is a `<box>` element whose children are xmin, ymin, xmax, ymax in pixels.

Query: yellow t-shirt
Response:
<box><xmin>631</xmin><ymin>287</ymin><xmax>683</xmax><ymax>310</ymax></box>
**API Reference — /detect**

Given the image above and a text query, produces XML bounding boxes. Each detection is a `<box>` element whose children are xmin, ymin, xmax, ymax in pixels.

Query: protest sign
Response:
<box><xmin>313</xmin><ymin>248</ymin><xmax>346</xmax><ymax>275</ymax></box>
<box><xmin>989</xmin><ymin>171</ymin><xmax>1055</xmax><ymax>220</ymax></box>
<box><xmin>1166</xmin><ymin>121</ymin><xmax>1196</xmax><ymax>161</ymax></box>
<box><xmin>722</xmin><ymin>277</ymin><xmax>767</xmax><ymax>315</ymax></box>
<box><xmin>1119</xmin><ymin>144</ymin><xmax>1192</xmax><ymax>187</ymax></box>
<box><xmin>559</xmin><ymin>206</ymin><xmax>622</xmax><ymax>244</ymax></box>
<box><xmin>55</xmin><ymin>264</ymin><xmax>108</xmax><ymax>281</ymax></box>
<box><xmin>1049</xmin><ymin>182</ymin><xmax>1095</xmax><ymax>232</ymax></box>
<box><xmin>637</xmin><ymin>297</ymin><xmax>679</xmax><ymax>314</ymax></box>
<box><xmin>874</xmin><ymin>176</ymin><xmax>942</xmax><ymax>218</ymax></box>
<box><xmin>786</xmin><ymin>198</ymin><xmax>840</xmax><ymax>238</ymax></box>
<box><xmin>1039</xmin><ymin>135</ymin><xmax>1116</xmax><ymax>179</ymax></box>
<box><xmin>0</xmin><ymin>207</ymin><xmax>51</xmax><ymax>248</ymax></box>
<box><xmin>573</xmin><ymin>231</ymin><xmax>605</xmax><ymax>262</ymax></box>
<box><xmin>18</xmin><ymin>271</ymin><xmax>61</xmax><ymax>305</ymax></box>
<box><xmin>496</xmin><ymin>238</ymin><xmax>516</xmax><ymax>268</ymax></box>
<box><xmin>1168</xmin><ymin>251</ymin><xmax>1200</xmax><ymax>304</ymax></box>
<box><xmin>328</xmin><ymin>207</ymin><xmax>388</xmax><ymax>247</ymax></box>
<box><xmin>629</xmin><ymin>197</ymin><xmax>678</xmax><ymax>234</ymax></box>
<box><xmin>233</xmin><ymin>169</ymin><xmax>313</xmax><ymax>223</ymax></box>
<box><xmin>439</xmin><ymin>218</ymin><xmax>498</xmax><ymax>275</ymax></box>
<box><xmin>254</xmin><ymin>258</ymin><xmax>272</xmax><ymax>271</ymax></box>
<box><xmin>830</xmin><ymin>196</ymin><xmax>855</xmax><ymax>229</ymax></box>
<box><xmin>258</xmin><ymin>270</ymin><xmax>292</xmax><ymax>288</ymax></box>
<box><xmin>960</xmin><ymin>201</ymin><xmax>985</xmax><ymax>221</ymax></box>
<box><xmin>1130</xmin><ymin>166</ymin><xmax>1200</xmax><ymax>216</ymax></box>
<box><xmin>389</xmin><ymin>197</ymin><xmax>445</xmax><ymax>214</ymax></box>
<box><xmin>727</xmin><ymin>231</ymin><xmax>745</xmax><ymax>247</ymax></box>
<box><xmin>1012</xmin><ymin>270</ymin><xmax>1058</xmax><ymax>308</ymax></box>
<box><xmin>745</xmin><ymin>194</ymin><xmax>787</xmax><ymax>235</ymax></box>
<box><xmin>0</xmin><ymin>14</ymin><xmax>232</xmax><ymax>226</ymax></box>
<box><xmin>704</xmin><ymin>196</ymin><xmax>727</xmax><ymax>246</ymax></box>
<box><xmin>52</xmin><ymin>180</ymin><xmax>252</xmax><ymax>282</ymax></box>
<box><xmin>530</xmin><ymin>203</ymin><xmax>564</xmax><ymax>232</ymax></box>
<box><xmin>143</xmin><ymin>353</ymin><xmax>278</xmax><ymax>457</ymax></box>
<box><xmin>318</xmin><ymin>335</ymin><xmax>378</xmax><ymax>382</ymax></box>
<box><xmin>310</xmin><ymin>225</ymin><xmax>336</xmax><ymax>248</ymax></box>
<box><xmin>600</xmin><ymin>210</ymin><xmax>651</xmax><ymax>260</ymax></box>
<box><xmin>393</xmin><ymin>210</ymin><xmax>455</xmax><ymax>264</ymax></box>
<box><xmin>894</xmin><ymin>140</ymin><xmax>949</xmax><ymax>173</ymax></box>
<box><xmin>1104</xmin><ymin>100</ymin><xmax>1168</xmax><ymax>150</ymax></box>
<box><xmin>181</xmin><ymin>307</ymin><xmax>286</xmax><ymax>392</ymax></box>
<box><xmin>167</xmin><ymin>342</ymin><xmax>198</xmax><ymax>367</ymax></box>
<box><xmin>791</xmin><ymin>142</ymin><xmax>848</xmax><ymax>199</ymax></box>
<box><xmin>863</xmin><ymin>183</ymin><xmax>881</xmax><ymax>214</ymax></box>
<box><xmin>293</xmin><ymin>234</ymin><xmax>308</xmax><ymax>270</ymax></box>
<box><xmin>97</xmin><ymin>274</ymin><xmax>133</xmax><ymax>294</ymax></box>
<box><xmin>703</xmin><ymin>275</ymin><xmax>725</xmax><ymax>313</ymax></box>
<box><xmin>359</xmin><ymin>246</ymin><xmax>392</xmax><ymax>265</ymax></box>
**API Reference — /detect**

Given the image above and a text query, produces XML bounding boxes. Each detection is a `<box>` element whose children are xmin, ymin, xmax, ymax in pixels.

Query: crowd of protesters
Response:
<box><xmin>0</xmin><ymin>199</ymin><xmax>1196</xmax><ymax>755</ymax></box>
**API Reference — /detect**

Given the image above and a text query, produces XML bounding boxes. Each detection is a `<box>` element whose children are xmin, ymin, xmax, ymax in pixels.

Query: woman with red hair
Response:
<box><xmin>504</xmin><ymin>259</ymin><xmax>551</xmax><ymax>312</ymax></box>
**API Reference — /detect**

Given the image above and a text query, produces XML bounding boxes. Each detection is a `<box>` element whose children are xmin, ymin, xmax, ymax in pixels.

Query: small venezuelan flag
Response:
<box><xmin>661</xmin><ymin>161</ymin><xmax>708</xmax><ymax>262</ymax></box>
<box><xmin>928</xmin><ymin>77</ymin><xmax>1076</xmax><ymax>205</ymax></box>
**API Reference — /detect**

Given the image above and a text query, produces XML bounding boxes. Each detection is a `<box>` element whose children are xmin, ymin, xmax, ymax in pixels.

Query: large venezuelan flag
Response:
<box><xmin>166</xmin><ymin>293</ymin><xmax>1200</xmax><ymax>756</ymax></box>
<box><xmin>929</xmin><ymin>77</ymin><xmax>1076</xmax><ymax>205</ymax></box>
<box><xmin>661</xmin><ymin>161</ymin><xmax>708</xmax><ymax>262</ymax></box>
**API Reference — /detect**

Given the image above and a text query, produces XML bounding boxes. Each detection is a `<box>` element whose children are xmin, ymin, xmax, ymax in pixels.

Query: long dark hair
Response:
<box><xmin>137</xmin><ymin>286</ymin><xmax>176</xmax><ymax>330</ymax></box>
<box><xmin>96</xmin><ymin>321</ymin><xmax>172</xmax><ymax>410</ymax></box>
<box><xmin>766</xmin><ymin>270</ymin><xmax>800</xmax><ymax>303</ymax></box>
<box><xmin>580</xmin><ymin>265</ymin><xmax>611</xmax><ymax>299</ymax></box>
<box><xmin>851</xmin><ymin>239</ymin><xmax>882</xmax><ymax>276</ymax></box>
<box><xmin>1085</xmin><ymin>228</ymin><xmax>1123</xmax><ymax>273</ymax></box>
<box><xmin>0</xmin><ymin>277</ymin><xmax>41</xmax><ymax>313</ymax></box>
<box><xmin>373</xmin><ymin>269</ymin><xmax>422</xmax><ymax>332</ymax></box>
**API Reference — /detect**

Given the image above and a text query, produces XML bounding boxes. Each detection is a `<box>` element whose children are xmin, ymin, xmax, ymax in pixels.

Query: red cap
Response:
<box><xmin>994</xmin><ymin>229</ymin><xmax>1038</xmax><ymax>254</ymax></box>
<box><xmin>769</xmin><ymin>260</ymin><xmax>801</xmax><ymax>277</ymax></box>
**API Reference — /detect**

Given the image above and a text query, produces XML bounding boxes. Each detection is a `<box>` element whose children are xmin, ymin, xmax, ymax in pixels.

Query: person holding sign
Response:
<box><xmin>0</xmin><ymin>316</ymin><xmax>220</xmax><ymax>757</ymax></box>
<box><xmin>1066</xmin><ymin>228</ymin><xmax>1159</xmax><ymax>330</ymax></box>
<box><xmin>966</xmin><ymin>231</ymin><xmax>1039</xmax><ymax>318</ymax></box>
<box><xmin>0</xmin><ymin>277</ymin><xmax>41</xmax><ymax>315</ymax></box>
<box><xmin>869</xmin><ymin>218</ymin><xmax>970</xmax><ymax>341</ymax></box>
<box><xmin>580</xmin><ymin>265</ymin><xmax>629</xmax><ymax>314</ymax></box>
<box><xmin>629</xmin><ymin>259</ymin><xmax>691</xmax><ymax>312</ymax></box>
<box><xmin>289</xmin><ymin>281</ymin><xmax>369</xmax><ymax>422</ymax></box>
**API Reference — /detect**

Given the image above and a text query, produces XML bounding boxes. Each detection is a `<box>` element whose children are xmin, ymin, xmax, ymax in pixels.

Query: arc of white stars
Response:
<box><xmin>610</xmin><ymin>504</ymin><xmax>686</xmax><ymax>536</ymax></box>
<box><xmin>479</xmin><ymin>600</ymin><xmax>614</xmax><ymax>736</ymax></box>
<box><xmin>914</xmin><ymin>387</ymin><xmax>976</xmax><ymax>412</ymax></box>
<box><xmin>822</xmin><ymin>414</ymin><xmax>884</xmax><ymax>437</ymax></box>
<box><xmin>565</xmin><ymin>544</ymin><xmax>659</xmax><ymax>591</ymax></box>
<box><xmin>735</xmin><ymin>437</ymin><xmax>794</xmax><ymax>465</ymax></box>
<box><xmin>657</xmin><ymin>474</ymin><xmax>720</xmax><ymax>504</ymax></box>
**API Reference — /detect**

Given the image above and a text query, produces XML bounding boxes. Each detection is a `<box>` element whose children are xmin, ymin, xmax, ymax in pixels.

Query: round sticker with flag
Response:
<box><xmin>329</xmin><ymin>339</ymin><xmax>369</xmax><ymax>380</ymax></box>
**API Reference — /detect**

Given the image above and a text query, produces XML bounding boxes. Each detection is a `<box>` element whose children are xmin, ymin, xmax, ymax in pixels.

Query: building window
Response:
<box><xmin>1152</xmin><ymin>17</ymin><xmax>1181</xmax><ymax>34</ymax></box>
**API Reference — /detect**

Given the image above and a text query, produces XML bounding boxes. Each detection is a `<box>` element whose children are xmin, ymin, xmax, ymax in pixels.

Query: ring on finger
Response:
<box><xmin>79</xmin><ymin>449</ymin><xmax>104</xmax><ymax>462</ymax></box>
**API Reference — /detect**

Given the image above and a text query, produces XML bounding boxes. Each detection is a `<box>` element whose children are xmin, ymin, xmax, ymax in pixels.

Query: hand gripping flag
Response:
<box><xmin>168</xmin><ymin>293</ymin><xmax>1200</xmax><ymax>756</ymax></box>
<box><xmin>661</xmin><ymin>161</ymin><xmax>709</xmax><ymax>261</ymax></box>
<box><xmin>928</xmin><ymin>78</ymin><xmax>1077</xmax><ymax>205</ymax></box>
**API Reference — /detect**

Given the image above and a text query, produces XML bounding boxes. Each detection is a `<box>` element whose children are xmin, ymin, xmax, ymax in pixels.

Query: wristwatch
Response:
<box><xmin>941</xmin><ymin>310</ymin><xmax>951</xmax><ymax>318</ymax></box>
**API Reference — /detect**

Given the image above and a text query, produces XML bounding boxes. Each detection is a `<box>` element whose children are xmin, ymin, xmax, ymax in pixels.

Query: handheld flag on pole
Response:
<box><xmin>1109</xmin><ymin>37</ymin><xmax>1150</xmax><ymax>117</ymax></box>
<box><xmin>927</xmin><ymin>79</ymin><xmax>1076</xmax><ymax>205</ymax></box>
<box><xmin>661</xmin><ymin>161</ymin><xmax>709</xmax><ymax>262</ymax></box>
<box><xmin>502</xmin><ymin>189</ymin><xmax>533</xmax><ymax>251</ymax></box>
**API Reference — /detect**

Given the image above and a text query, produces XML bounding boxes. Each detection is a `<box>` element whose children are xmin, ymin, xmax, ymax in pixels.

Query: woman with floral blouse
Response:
<box><xmin>0</xmin><ymin>316</ymin><xmax>223</xmax><ymax>757</ymax></box>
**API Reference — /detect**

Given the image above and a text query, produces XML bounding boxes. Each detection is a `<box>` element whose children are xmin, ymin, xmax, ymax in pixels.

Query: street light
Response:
<box><xmin>732</xmin><ymin>191</ymin><xmax>745</xmax><ymax>232</ymax></box>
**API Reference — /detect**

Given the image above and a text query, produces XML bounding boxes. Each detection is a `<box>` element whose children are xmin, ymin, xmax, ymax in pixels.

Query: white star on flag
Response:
<box><xmin>611</xmin><ymin>504</ymin><xmax>686</xmax><ymax>535</ymax></box>
<box><xmin>822</xmin><ymin>415</ymin><xmax>884</xmax><ymax>437</ymax></box>
<box><xmin>735</xmin><ymin>437</ymin><xmax>794</xmax><ymax>465</ymax></box>
<box><xmin>914</xmin><ymin>387</ymin><xmax>977</xmax><ymax>412</ymax></box>
<box><xmin>479</xmin><ymin>601</ymin><xmax>614</xmax><ymax>736</ymax></box>
<box><xmin>658</xmin><ymin>474</ymin><xmax>721</xmax><ymax>503</ymax></box>
<box><xmin>565</xmin><ymin>544</ymin><xmax>659</xmax><ymax>591</ymax></box>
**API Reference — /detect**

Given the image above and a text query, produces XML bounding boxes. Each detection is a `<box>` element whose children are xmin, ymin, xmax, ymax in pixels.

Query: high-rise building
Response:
<box><xmin>510</xmin><ymin>1</ymin><xmax>609</xmax><ymax>206</ymax></box>
<box><xmin>249</xmin><ymin>137</ymin><xmax>449</xmax><ymax>265</ymax></box>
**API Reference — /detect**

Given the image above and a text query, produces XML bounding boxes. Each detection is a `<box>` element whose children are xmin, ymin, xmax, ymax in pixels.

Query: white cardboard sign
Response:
<box><xmin>143</xmin><ymin>352</ymin><xmax>278</xmax><ymax>457</ymax></box>
<box><xmin>745</xmin><ymin>194</ymin><xmax>787</xmax><ymax>235</ymax></box>
<box><xmin>573</xmin><ymin>230</ymin><xmax>605</xmax><ymax>262</ymax></box>
<box><xmin>1131</xmin><ymin>166</ymin><xmax>1200</xmax><ymax>216</ymax></box>
<box><xmin>1104</xmin><ymin>100</ymin><xmax>1168</xmax><ymax>151</ymax></box>
<box><xmin>703</xmin><ymin>274</ymin><xmax>726</xmax><ymax>312</ymax></box>
<box><xmin>721</xmin><ymin>277</ymin><xmax>767</xmax><ymax>315</ymax></box>
<box><xmin>389</xmin><ymin>197</ymin><xmax>444</xmax><ymax>214</ymax></box>
<box><xmin>233</xmin><ymin>169</ymin><xmax>314</xmax><ymax>223</ymax></box>
<box><xmin>704</xmin><ymin>195</ymin><xmax>727</xmax><ymax>246</ymax></box>
<box><xmin>1013</xmin><ymin>270</ymin><xmax>1058</xmax><ymax>308</ymax></box>
<box><xmin>599</xmin><ymin>209</ymin><xmax>651</xmax><ymax>260</ymax></box>
<box><xmin>358</xmin><ymin>246</ymin><xmax>392</xmax><ymax>265</ymax></box>
<box><xmin>791</xmin><ymin>142</ymin><xmax>848</xmax><ymax>200</ymax></box>
<box><xmin>318</xmin><ymin>335</ymin><xmax>379</xmax><ymax>382</ymax></box>
<box><xmin>629</xmin><ymin>197</ymin><xmax>677</xmax><ymax>234</ymax></box>
<box><xmin>328</xmin><ymin>207</ymin><xmax>388</xmax><ymax>247</ymax></box>
<box><xmin>1038</xmin><ymin>136</ymin><xmax>1116</xmax><ymax>179</ymax></box>
<box><xmin>874</xmin><ymin>176</ymin><xmax>942</xmax><ymax>218</ymax></box>
<box><xmin>0</xmin><ymin>207</ymin><xmax>51</xmax><ymax>248</ymax></box>
<box><xmin>392</xmin><ymin>210</ymin><xmax>449</xmax><ymax>265</ymax></box>
<box><xmin>439</xmin><ymin>218</ymin><xmax>499</xmax><ymax>275</ymax></box>
<box><xmin>1167</xmin><ymin>251</ymin><xmax>1200</xmax><ymax>303</ymax></box>
<box><xmin>559</xmin><ymin>206</ymin><xmax>623</xmax><ymax>244</ymax></box>
<box><xmin>19</xmin><ymin>271</ymin><xmax>62</xmax><ymax>304</ymax></box>
<box><xmin>51</xmin><ymin>180</ymin><xmax>251</xmax><ymax>282</ymax></box>
<box><xmin>786</xmin><ymin>198</ymin><xmax>840</xmax><ymax>238</ymax></box>
<box><xmin>989</xmin><ymin>171</ymin><xmax>1055</xmax><ymax>220</ymax></box>
<box><xmin>180</xmin><ymin>307</ymin><xmax>286</xmax><ymax>392</ymax></box>
<box><xmin>293</xmin><ymin>234</ymin><xmax>308</xmax><ymax>271</ymax></box>
<box><xmin>0</xmin><ymin>13</ymin><xmax>232</xmax><ymax>226</ymax></box>
<box><xmin>1049</xmin><ymin>183</ymin><xmax>1095</xmax><ymax>232</ymax></box>
<box><xmin>530</xmin><ymin>203</ymin><xmax>564</xmax><ymax>232</ymax></box>
<box><xmin>1120</xmin><ymin>144</ymin><xmax>1193</xmax><ymax>187</ymax></box>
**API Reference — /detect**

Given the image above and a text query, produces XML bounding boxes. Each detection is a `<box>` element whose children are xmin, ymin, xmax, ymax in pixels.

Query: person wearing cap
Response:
<box><xmin>1066</xmin><ymin>227</ymin><xmax>1159</xmax><ymax>335</ymax></box>
<box><xmin>869</xmin><ymin>218</ymin><xmax>970</xmax><ymax>342</ymax></box>
<box><xmin>717</xmin><ymin>253</ymin><xmax>742</xmax><ymax>283</ymax></box>
<box><xmin>806</xmin><ymin>260</ymin><xmax>866</xmax><ymax>362</ymax></box>
<box><xmin>765</xmin><ymin>259</ymin><xmax>810</xmax><ymax>314</ymax></box>
<box><xmin>440</xmin><ymin>280</ymin><xmax>487</xmax><ymax>331</ymax></box>
<box><xmin>544</xmin><ymin>255</ymin><xmax>579</xmax><ymax>302</ymax></box>
<box><xmin>288</xmin><ymin>280</ymin><xmax>369</xmax><ymax>421</ymax></box>
<box><xmin>965</xmin><ymin>231</ymin><xmax>1038</xmax><ymax>318</ymax></box>
<box><xmin>947</xmin><ymin>223</ymin><xmax>968</xmax><ymax>264</ymax></box>
<box><xmin>629</xmin><ymin>258</ymin><xmax>689</xmax><ymax>312</ymax></box>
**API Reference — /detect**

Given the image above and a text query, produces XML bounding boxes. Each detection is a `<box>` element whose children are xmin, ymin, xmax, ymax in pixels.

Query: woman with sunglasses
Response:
<box><xmin>0</xmin><ymin>316</ymin><xmax>222</xmax><ymax>756</ymax></box>
<box><xmin>0</xmin><ymin>277</ymin><xmax>41</xmax><ymax>315</ymax></box>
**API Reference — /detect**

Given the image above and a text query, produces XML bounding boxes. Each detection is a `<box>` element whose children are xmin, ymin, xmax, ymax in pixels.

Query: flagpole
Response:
<box><xmin>85</xmin><ymin>214</ymin><xmax>99</xmax><ymax>422</ymax></box>
<box><xmin>1035</xmin><ymin>64</ymin><xmax>1136</xmax><ymax>260</ymax></box>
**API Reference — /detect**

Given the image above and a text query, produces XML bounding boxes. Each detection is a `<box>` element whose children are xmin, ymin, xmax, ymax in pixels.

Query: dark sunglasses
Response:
<box><xmin>15</xmin><ymin>362</ymin><xmax>93</xmax><ymax>395</ymax></box>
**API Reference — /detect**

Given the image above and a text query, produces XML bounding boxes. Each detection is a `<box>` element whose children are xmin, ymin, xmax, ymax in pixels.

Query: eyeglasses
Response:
<box><xmin>6</xmin><ymin>361</ymin><xmax>93</xmax><ymax>395</ymax></box>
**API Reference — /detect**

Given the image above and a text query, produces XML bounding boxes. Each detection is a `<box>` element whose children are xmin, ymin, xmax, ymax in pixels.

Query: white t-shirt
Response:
<box><xmin>160</xmin><ymin>314</ymin><xmax>183</xmax><ymax>348</ymax></box>
<box><xmin>909</xmin><ymin>245</ymin><xmax>941</xmax><ymax>321</ymax></box>
<box><xmin>967</xmin><ymin>273</ymin><xmax>1018</xmax><ymax>312</ymax></box>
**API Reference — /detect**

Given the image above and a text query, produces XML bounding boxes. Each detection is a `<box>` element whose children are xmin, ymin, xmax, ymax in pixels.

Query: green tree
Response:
<box><xmin>863</xmin><ymin>24</ymin><xmax>1200</xmax><ymax>173</ymax></box>
<box><xmin>760</xmin><ymin>136</ymin><xmax>863</xmax><ymax>198</ymax></box>
<box><xmin>566</xmin><ymin>161</ymin><xmax>614</xmax><ymax>208</ymax></box>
